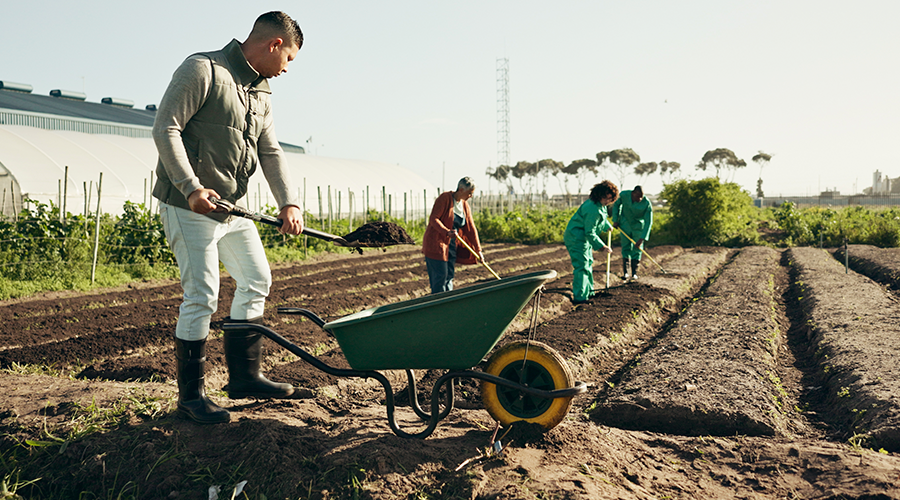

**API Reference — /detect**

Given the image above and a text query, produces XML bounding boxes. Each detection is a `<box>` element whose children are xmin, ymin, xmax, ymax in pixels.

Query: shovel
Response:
<box><xmin>211</xmin><ymin>198</ymin><xmax>364</xmax><ymax>251</ymax></box>
<box><xmin>616</xmin><ymin>228</ymin><xmax>667</xmax><ymax>274</ymax></box>
<box><xmin>456</xmin><ymin>234</ymin><xmax>501</xmax><ymax>280</ymax></box>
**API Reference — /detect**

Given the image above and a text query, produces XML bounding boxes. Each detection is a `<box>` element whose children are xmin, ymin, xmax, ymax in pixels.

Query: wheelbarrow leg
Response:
<box><xmin>404</xmin><ymin>369</ymin><xmax>455</xmax><ymax>422</ymax></box>
<box><xmin>224</xmin><ymin>321</ymin><xmax>461</xmax><ymax>439</ymax></box>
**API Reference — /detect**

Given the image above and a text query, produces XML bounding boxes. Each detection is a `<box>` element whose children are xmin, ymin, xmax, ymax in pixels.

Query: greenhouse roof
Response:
<box><xmin>0</xmin><ymin>85</ymin><xmax>156</xmax><ymax>127</ymax></box>
<box><xmin>0</xmin><ymin>125</ymin><xmax>436</xmax><ymax>217</ymax></box>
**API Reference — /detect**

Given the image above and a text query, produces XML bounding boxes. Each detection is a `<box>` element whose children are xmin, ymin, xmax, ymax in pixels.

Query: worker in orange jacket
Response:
<box><xmin>422</xmin><ymin>177</ymin><xmax>483</xmax><ymax>293</ymax></box>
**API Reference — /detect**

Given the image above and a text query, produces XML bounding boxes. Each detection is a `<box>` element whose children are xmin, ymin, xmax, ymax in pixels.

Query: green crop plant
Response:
<box><xmin>766</xmin><ymin>371</ymin><xmax>788</xmax><ymax>410</ymax></box>
<box><xmin>0</xmin><ymin>469</ymin><xmax>40</xmax><ymax>499</ymax></box>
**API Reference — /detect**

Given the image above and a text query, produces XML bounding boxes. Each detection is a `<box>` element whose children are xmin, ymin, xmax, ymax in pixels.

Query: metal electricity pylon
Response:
<box><xmin>496</xmin><ymin>58</ymin><xmax>510</xmax><ymax>171</ymax></box>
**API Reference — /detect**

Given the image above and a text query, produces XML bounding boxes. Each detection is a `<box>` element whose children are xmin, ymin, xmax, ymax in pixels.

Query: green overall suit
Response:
<box><xmin>611</xmin><ymin>190</ymin><xmax>653</xmax><ymax>277</ymax></box>
<box><xmin>564</xmin><ymin>199</ymin><xmax>612</xmax><ymax>301</ymax></box>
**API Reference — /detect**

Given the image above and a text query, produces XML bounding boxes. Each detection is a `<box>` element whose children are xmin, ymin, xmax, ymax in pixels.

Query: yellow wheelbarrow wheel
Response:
<box><xmin>480</xmin><ymin>340</ymin><xmax>575</xmax><ymax>430</ymax></box>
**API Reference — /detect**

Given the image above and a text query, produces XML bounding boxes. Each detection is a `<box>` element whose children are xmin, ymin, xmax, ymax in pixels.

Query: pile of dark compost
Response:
<box><xmin>344</xmin><ymin>221</ymin><xmax>416</xmax><ymax>247</ymax></box>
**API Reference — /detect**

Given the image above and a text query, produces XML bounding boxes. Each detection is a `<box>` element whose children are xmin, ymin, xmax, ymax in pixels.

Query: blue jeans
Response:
<box><xmin>425</xmin><ymin>237</ymin><xmax>457</xmax><ymax>294</ymax></box>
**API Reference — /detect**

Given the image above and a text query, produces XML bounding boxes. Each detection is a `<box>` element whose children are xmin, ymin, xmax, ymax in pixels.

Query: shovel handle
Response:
<box><xmin>211</xmin><ymin>198</ymin><xmax>359</xmax><ymax>248</ymax></box>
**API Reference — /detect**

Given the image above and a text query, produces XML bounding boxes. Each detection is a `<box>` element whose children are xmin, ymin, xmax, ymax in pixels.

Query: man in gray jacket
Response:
<box><xmin>152</xmin><ymin>11</ymin><xmax>304</xmax><ymax>424</ymax></box>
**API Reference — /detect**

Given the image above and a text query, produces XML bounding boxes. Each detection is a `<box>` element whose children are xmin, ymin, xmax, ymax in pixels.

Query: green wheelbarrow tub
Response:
<box><xmin>323</xmin><ymin>270</ymin><xmax>557</xmax><ymax>370</ymax></box>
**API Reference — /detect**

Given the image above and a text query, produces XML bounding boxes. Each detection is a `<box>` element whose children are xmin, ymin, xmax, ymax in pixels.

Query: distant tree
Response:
<box><xmin>696</xmin><ymin>148</ymin><xmax>746</xmax><ymax>180</ymax></box>
<box><xmin>634</xmin><ymin>162</ymin><xmax>658</xmax><ymax>182</ymax></box>
<box><xmin>562</xmin><ymin>158</ymin><xmax>598</xmax><ymax>195</ymax></box>
<box><xmin>536</xmin><ymin>159</ymin><xmax>563</xmax><ymax>197</ymax></box>
<box><xmin>752</xmin><ymin>151</ymin><xmax>772</xmax><ymax>198</ymax></box>
<box><xmin>597</xmin><ymin>148</ymin><xmax>641</xmax><ymax>188</ymax></box>
<box><xmin>660</xmin><ymin>177</ymin><xmax>760</xmax><ymax>246</ymax></box>
<box><xmin>552</xmin><ymin>164</ymin><xmax>572</xmax><ymax>197</ymax></box>
<box><xmin>511</xmin><ymin>161</ymin><xmax>538</xmax><ymax>193</ymax></box>
<box><xmin>486</xmin><ymin>164</ymin><xmax>514</xmax><ymax>194</ymax></box>
<box><xmin>659</xmin><ymin>161</ymin><xmax>681</xmax><ymax>184</ymax></box>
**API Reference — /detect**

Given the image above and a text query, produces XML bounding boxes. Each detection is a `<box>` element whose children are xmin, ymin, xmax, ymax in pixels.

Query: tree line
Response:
<box><xmin>486</xmin><ymin>147</ymin><xmax>774</xmax><ymax>198</ymax></box>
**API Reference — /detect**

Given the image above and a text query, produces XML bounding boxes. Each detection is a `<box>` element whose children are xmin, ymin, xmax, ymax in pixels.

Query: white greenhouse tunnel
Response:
<box><xmin>0</xmin><ymin>124</ymin><xmax>437</xmax><ymax>219</ymax></box>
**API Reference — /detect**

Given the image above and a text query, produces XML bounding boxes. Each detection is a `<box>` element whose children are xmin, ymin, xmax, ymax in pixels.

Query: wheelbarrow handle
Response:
<box><xmin>276</xmin><ymin>307</ymin><xmax>326</xmax><ymax>327</ymax></box>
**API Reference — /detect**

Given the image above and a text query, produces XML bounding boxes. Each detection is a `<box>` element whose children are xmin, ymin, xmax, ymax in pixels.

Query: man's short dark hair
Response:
<box><xmin>589</xmin><ymin>180</ymin><xmax>619</xmax><ymax>204</ymax></box>
<box><xmin>253</xmin><ymin>11</ymin><xmax>303</xmax><ymax>49</ymax></box>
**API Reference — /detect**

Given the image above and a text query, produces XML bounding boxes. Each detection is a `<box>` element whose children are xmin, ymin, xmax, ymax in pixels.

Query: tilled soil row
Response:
<box><xmin>0</xmin><ymin>243</ymin><xmax>756</xmax><ymax>409</ymax></box>
<box><xmin>788</xmin><ymin>246</ymin><xmax>900</xmax><ymax>451</ymax></box>
<box><xmin>6</xmin><ymin>245</ymin><xmax>900</xmax><ymax>499</ymax></box>
<box><xmin>835</xmin><ymin>244</ymin><xmax>900</xmax><ymax>290</ymax></box>
<box><xmin>535</xmin><ymin>247</ymin><xmax>726</xmax><ymax>379</ymax></box>
<box><xmin>0</xmin><ymin>245</ymin><xmax>549</xmax><ymax>345</ymax></box>
<box><xmin>593</xmin><ymin>246</ymin><xmax>795</xmax><ymax>437</ymax></box>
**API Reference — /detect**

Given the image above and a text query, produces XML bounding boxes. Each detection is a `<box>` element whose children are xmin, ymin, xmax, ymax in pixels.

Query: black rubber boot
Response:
<box><xmin>631</xmin><ymin>259</ymin><xmax>640</xmax><ymax>281</ymax></box>
<box><xmin>224</xmin><ymin>317</ymin><xmax>295</xmax><ymax>399</ymax></box>
<box><xmin>622</xmin><ymin>258</ymin><xmax>631</xmax><ymax>281</ymax></box>
<box><xmin>175</xmin><ymin>338</ymin><xmax>230</xmax><ymax>424</ymax></box>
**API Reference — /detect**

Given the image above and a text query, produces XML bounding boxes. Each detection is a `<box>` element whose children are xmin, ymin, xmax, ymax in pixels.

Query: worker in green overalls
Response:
<box><xmin>611</xmin><ymin>185</ymin><xmax>653</xmax><ymax>281</ymax></box>
<box><xmin>563</xmin><ymin>180</ymin><xmax>619</xmax><ymax>305</ymax></box>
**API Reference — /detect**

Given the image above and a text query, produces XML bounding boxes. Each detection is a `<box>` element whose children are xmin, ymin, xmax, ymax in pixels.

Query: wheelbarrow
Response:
<box><xmin>224</xmin><ymin>270</ymin><xmax>587</xmax><ymax>439</ymax></box>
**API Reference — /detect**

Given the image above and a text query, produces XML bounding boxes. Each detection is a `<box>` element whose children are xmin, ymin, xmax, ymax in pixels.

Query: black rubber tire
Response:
<box><xmin>480</xmin><ymin>340</ymin><xmax>575</xmax><ymax>430</ymax></box>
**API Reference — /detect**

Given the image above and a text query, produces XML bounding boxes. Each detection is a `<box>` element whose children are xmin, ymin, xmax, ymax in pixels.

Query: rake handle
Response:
<box><xmin>456</xmin><ymin>234</ymin><xmax>501</xmax><ymax>280</ymax></box>
<box><xmin>616</xmin><ymin>228</ymin><xmax>666</xmax><ymax>273</ymax></box>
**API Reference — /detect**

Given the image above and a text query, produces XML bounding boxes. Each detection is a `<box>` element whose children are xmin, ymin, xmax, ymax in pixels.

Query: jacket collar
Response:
<box><xmin>222</xmin><ymin>39</ymin><xmax>272</xmax><ymax>93</ymax></box>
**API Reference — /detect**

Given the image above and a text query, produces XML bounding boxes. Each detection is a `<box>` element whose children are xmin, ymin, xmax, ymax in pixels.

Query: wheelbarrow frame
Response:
<box><xmin>225</xmin><ymin>321</ymin><xmax>587</xmax><ymax>439</ymax></box>
<box><xmin>223</xmin><ymin>270</ymin><xmax>588</xmax><ymax>439</ymax></box>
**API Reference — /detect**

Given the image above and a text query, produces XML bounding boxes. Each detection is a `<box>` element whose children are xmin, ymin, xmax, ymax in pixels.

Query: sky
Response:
<box><xmin>2</xmin><ymin>1</ymin><xmax>898</xmax><ymax>198</ymax></box>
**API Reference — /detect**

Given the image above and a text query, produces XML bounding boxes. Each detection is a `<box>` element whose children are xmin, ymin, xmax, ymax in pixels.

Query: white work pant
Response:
<box><xmin>160</xmin><ymin>203</ymin><xmax>271</xmax><ymax>341</ymax></box>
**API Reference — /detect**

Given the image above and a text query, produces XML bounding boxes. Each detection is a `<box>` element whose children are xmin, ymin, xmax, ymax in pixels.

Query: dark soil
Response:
<box><xmin>1</xmin><ymin>244</ymin><xmax>900</xmax><ymax>499</ymax></box>
<box><xmin>343</xmin><ymin>221</ymin><xmax>416</xmax><ymax>247</ymax></box>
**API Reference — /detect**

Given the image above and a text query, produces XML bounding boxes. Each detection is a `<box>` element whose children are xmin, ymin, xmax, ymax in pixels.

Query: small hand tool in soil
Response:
<box><xmin>211</xmin><ymin>199</ymin><xmax>415</xmax><ymax>253</ymax></box>
<box><xmin>605</xmin><ymin>231</ymin><xmax>612</xmax><ymax>289</ymax></box>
